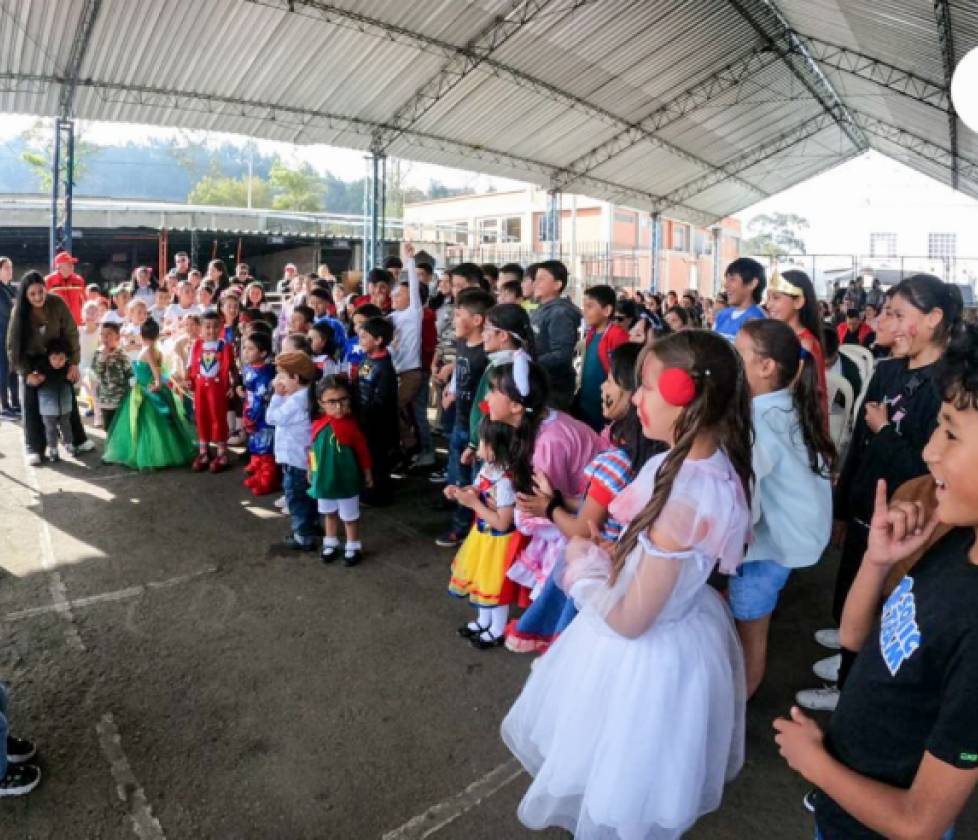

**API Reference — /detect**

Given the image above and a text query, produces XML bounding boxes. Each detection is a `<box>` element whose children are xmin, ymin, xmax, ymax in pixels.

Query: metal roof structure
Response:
<box><xmin>2</xmin><ymin>0</ymin><xmax>977</xmax><ymax>226</ymax></box>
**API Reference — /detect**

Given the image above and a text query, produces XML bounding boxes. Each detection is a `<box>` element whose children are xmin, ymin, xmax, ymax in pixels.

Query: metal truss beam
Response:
<box><xmin>726</xmin><ymin>0</ymin><xmax>868</xmax><ymax>151</ymax></box>
<box><xmin>255</xmin><ymin>0</ymin><xmax>766</xmax><ymax>202</ymax></box>
<box><xmin>57</xmin><ymin>0</ymin><xmax>101</xmax><ymax>118</ymax></box>
<box><xmin>373</xmin><ymin>0</ymin><xmax>595</xmax><ymax>152</ymax></box>
<box><xmin>657</xmin><ymin>112</ymin><xmax>837</xmax><ymax>210</ymax></box>
<box><xmin>0</xmin><ymin>72</ymin><xmax>719</xmax><ymax>227</ymax></box>
<box><xmin>552</xmin><ymin>46</ymin><xmax>780</xmax><ymax>192</ymax></box>
<box><xmin>933</xmin><ymin>0</ymin><xmax>959</xmax><ymax>188</ymax></box>
<box><xmin>800</xmin><ymin>35</ymin><xmax>948</xmax><ymax>111</ymax></box>
<box><xmin>852</xmin><ymin>110</ymin><xmax>978</xmax><ymax>185</ymax></box>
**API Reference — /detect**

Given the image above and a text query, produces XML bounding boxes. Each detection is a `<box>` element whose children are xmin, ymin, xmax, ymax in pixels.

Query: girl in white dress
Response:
<box><xmin>502</xmin><ymin>329</ymin><xmax>753</xmax><ymax>840</ymax></box>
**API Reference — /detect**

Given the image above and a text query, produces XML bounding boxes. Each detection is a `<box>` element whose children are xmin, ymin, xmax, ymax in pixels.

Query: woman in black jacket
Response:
<box><xmin>0</xmin><ymin>257</ymin><xmax>20</xmax><ymax>417</ymax></box>
<box><xmin>6</xmin><ymin>272</ymin><xmax>94</xmax><ymax>465</ymax></box>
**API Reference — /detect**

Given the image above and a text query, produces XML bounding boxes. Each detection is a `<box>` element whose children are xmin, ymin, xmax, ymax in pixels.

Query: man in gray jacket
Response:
<box><xmin>530</xmin><ymin>260</ymin><xmax>581</xmax><ymax>410</ymax></box>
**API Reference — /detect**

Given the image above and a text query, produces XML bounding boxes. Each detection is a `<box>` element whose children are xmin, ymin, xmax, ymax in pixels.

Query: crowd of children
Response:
<box><xmin>5</xmin><ymin>247</ymin><xmax>978</xmax><ymax>840</ymax></box>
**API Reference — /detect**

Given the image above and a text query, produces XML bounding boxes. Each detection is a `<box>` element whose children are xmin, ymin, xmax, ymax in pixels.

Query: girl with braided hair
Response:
<box><xmin>502</xmin><ymin>330</ymin><xmax>753</xmax><ymax>840</ymax></box>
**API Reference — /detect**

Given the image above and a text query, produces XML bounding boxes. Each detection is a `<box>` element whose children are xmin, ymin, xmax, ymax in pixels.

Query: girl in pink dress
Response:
<box><xmin>481</xmin><ymin>352</ymin><xmax>602</xmax><ymax>650</ymax></box>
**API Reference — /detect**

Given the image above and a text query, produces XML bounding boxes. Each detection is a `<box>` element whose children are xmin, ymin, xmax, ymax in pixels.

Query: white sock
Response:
<box><xmin>345</xmin><ymin>540</ymin><xmax>362</xmax><ymax>556</ymax></box>
<box><xmin>466</xmin><ymin>613</ymin><xmax>482</xmax><ymax>633</ymax></box>
<box><xmin>323</xmin><ymin>536</ymin><xmax>339</xmax><ymax>548</ymax></box>
<box><xmin>489</xmin><ymin>605</ymin><xmax>509</xmax><ymax>638</ymax></box>
<box><xmin>477</xmin><ymin>607</ymin><xmax>493</xmax><ymax>631</ymax></box>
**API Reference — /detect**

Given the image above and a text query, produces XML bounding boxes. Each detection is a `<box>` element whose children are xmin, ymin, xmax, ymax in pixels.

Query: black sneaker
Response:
<box><xmin>7</xmin><ymin>735</ymin><xmax>36</xmax><ymax>765</ymax></box>
<box><xmin>343</xmin><ymin>550</ymin><xmax>362</xmax><ymax>567</ymax></box>
<box><xmin>0</xmin><ymin>764</ymin><xmax>41</xmax><ymax>797</ymax></box>
<box><xmin>435</xmin><ymin>530</ymin><xmax>463</xmax><ymax>548</ymax></box>
<box><xmin>283</xmin><ymin>535</ymin><xmax>315</xmax><ymax>552</ymax></box>
<box><xmin>321</xmin><ymin>544</ymin><xmax>340</xmax><ymax>564</ymax></box>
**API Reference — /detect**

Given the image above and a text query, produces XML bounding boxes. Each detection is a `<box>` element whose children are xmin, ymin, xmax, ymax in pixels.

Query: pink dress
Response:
<box><xmin>505</xmin><ymin>411</ymin><xmax>601</xmax><ymax>643</ymax></box>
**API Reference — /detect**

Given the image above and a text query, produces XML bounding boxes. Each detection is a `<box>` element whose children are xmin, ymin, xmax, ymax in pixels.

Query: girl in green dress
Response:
<box><xmin>102</xmin><ymin>317</ymin><xmax>197</xmax><ymax>470</ymax></box>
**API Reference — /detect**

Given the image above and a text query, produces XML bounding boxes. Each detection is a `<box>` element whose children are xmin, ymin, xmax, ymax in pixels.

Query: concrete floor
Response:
<box><xmin>0</xmin><ymin>417</ymin><xmax>974</xmax><ymax>840</ymax></box>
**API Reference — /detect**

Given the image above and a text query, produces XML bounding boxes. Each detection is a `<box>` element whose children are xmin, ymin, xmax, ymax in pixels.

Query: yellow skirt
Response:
<box><xmin>448</xmin><ymin>526</ymin><xmax>516</xmax><ymax>607</ymax></box>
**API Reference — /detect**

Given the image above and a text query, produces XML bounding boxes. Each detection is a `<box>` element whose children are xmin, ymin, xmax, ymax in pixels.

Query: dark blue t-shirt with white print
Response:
<box><xmin>815</xmin><ymin>527</ymin><xmax>978</xmax><ymax>839</ymax></box>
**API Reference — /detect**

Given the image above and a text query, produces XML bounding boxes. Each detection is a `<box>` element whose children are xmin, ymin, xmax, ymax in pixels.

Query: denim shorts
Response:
<box><xmin>729</xmin><ymin>559</ymin><xmax>792</xmax><ymax>621</ymax></box>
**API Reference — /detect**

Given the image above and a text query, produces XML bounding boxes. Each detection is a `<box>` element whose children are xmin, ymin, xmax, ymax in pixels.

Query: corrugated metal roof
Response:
<box><xmin>1</xmin><ymin>0</ymin><xmax>977</xmax><ymax>224</ymax></box>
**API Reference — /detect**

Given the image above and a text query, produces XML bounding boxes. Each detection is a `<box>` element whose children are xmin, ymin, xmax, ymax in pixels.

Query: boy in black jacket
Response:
<box><xmin>356</xmin><ymin>316</ymin><xmax>398</xmax><ymax>506</ymax></box>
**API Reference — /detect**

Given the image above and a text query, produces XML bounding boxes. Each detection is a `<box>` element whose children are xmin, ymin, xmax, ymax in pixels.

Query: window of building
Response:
<box><xmin>614</xmin><ymin>209</ymin><xmax>635</xmax><ymax>223</ymax></box>
<box><xmin>672</xmin><ymin>223</ymin><xmax>689</xmax><ymax>252</ymax></box>
<box><xmin>454</xmin><ymin>222</ymin><xmax>469</xmax><ymax>245</ymax></box>
<box><xmin>928</xmin><ymin>232</ymin><xmax>956</xmax><ymax>259</ymax></box>
<box><xmin>870</xmin><ymin>232</ymin><xmax>897</xmax><ymax>258</ymax></box>
<box><xmin>478</xmin><ymin>218</ymin><xmax>498</xmax><ymax>244</ymax></box>
<box><xmin>503</xmin><ymin>216</ymin><xmax>522</xmax><ymax>243</ymax></box>
<box><xmin>538</xmin><ymin>212</ymin><xmax>559</xmax><ymax>242</ymax></box>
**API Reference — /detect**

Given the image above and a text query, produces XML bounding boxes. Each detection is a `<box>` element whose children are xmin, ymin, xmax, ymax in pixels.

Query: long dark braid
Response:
<box><xmin>611</xmin><ymin>330</ymin><xmax>754</xmax><ymax>581</ymax></box>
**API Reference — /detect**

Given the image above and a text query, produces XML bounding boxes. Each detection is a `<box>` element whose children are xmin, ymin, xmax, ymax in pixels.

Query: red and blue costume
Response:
<box><xmin>241</xmin><ymin>362</ymin><xmax>279</xmax><ymax>496</ymax></box>
<box><xmin>187</xmin><ymin>338</ymin><xmax>235</xmax><ymax>445</ymax></box>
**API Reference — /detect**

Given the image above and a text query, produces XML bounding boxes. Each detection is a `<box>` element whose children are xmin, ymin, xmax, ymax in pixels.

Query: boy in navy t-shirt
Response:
<box><xmin>774</xmin><ymin>322</ymin><xmax>978</xmax><ymax>839</ymax></box>
<box><xmin>713</xmin><ymin>257</ymin><xmax>766</xmax><ymax>341</ymax></box>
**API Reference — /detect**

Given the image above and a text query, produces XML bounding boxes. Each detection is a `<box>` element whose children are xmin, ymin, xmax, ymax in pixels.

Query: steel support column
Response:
<box><xmin>712</xmin><ymin>227</ymin><xmax>723</xmax><ymax>293</ymax></box>
<box><xmin>49</xmin><ymin>117</ymin><xmax>75</xmax><ymax>264</ymax></box>
<box><xmin>933</xmin><ymin>0</ymin><xmax>959</xmax><ymax>189</ymax></box>
<box><xmin>650</xmin><ymin>212</ymin><xmax>661</xmax><ymax>293</ymax></box>
<box><xmin>547</xmin><ymin>189</ymin><xmax>561</xmax><ymax>259</ymax></box>
<box><xmin>379</xmin><ymin>154</ymin><xmax>387</xmax><ymax>258</ymax></box>
<box><xmin>368</xmin><ymin>151</ymin><xmax>385</xmax><ymax>270</ymax></box>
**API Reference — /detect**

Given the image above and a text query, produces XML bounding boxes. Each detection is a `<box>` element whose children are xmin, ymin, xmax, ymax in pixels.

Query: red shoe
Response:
<box><xmin>209</xmin><ymin>453</ymin><xmax>230</xmax><ymax>473</ymax></box>
<box><xmin>191</xmin><ymin>453</ymin><xmax>210</xmax><ymax>472</ymax></box>
<box><xmin>244</xmin><ymin>457</ymin><xmax>259</xmax><ymax>475</ymax></box>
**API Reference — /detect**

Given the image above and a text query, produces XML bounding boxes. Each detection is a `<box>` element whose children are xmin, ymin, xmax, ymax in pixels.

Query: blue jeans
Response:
<box><xmin>282</xmin><ymin>465</ymin><xmax>318</xmax><ymax>544</ymax></box>
<box><xmin>447</xmin><ymin>425</ymin><xmax>473</xmax><ymax>534</ymax></box>
<box><xmin>0</xmin><ymin>682</ymin><xmax>9</xmax><ymax>777</ymax></box>
<box><xmin>412</xmin><ymin>375</ymin><xmax>432</xmax><ymax>455</ymax></box>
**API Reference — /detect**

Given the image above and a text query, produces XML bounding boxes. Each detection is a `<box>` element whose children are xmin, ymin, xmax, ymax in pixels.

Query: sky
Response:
<box><xmin>0</xmin><ymin>113</ymin><xmax>525</xmax><ymax>194</ymax></box>
<box><xmin>4</xmin><ymin>113</ymin><xmax>978</xmax><ymax>259</ymax></box>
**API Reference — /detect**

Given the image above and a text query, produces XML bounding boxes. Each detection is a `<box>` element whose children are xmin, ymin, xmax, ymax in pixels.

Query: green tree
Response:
<box><xmin>188</xmin><ymin>174</ymin><xmax>273</xmax><ymax>207</ymax></box>
<box><xmin>269</xmin><ymin>160</ymin><xmax>322</xmax><ymax>212</ymax></box>
<box><xmin>20</xmin><ymin>119</ymin><xmax>94</xmax><ymax>190</ymax></box>
<box><xmin>742</xmin><ymin>212</ymin><xmax>809</xmax><ymax>256</ymax></box>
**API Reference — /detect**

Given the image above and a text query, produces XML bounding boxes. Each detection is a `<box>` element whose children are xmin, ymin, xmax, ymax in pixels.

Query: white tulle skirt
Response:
<box><xmin>501</xmin><ymin>586</ymin><xmax>746</xmax><ymax>840</ymax></box>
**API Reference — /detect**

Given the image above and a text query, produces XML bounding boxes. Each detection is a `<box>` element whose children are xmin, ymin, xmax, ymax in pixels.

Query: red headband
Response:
<box><xmin>659</xmin><ymin>367</ymin><xmax>697</xmax><ymax>407</ymax></box>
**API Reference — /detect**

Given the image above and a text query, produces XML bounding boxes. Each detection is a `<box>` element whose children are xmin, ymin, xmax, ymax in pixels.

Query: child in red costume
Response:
<box><xmin>187</xmin><ymin>311</ymin><xmax>236</xmax><ymax>472</ymax></box>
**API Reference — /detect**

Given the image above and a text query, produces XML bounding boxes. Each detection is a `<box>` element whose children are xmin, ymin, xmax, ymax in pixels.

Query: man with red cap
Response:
<box><xmin>45</xmin><ymin>252</ymin><xmax>86</xmax><ymax>325</ymax></box>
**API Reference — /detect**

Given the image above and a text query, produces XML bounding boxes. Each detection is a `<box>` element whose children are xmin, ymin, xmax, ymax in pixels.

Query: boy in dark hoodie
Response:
<box><xmin>356</xmin><ymin>316</ymin><xmax>398</xmax><ymax>506</ymax></box>
<box><xmin>529</xmin><ymin>260</ymin><xmax>581</xmax><ymax>410</ymax></box>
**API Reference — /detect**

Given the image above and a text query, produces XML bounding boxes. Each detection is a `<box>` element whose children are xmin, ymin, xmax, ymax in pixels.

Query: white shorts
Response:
<box><xmin>317</xmin><ymin>496</ymin><xmax>360</xmax><ymax>521</ymax></box>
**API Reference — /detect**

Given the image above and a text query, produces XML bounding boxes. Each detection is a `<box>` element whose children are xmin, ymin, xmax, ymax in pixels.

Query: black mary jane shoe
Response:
<box><xmin>321</xmin><ymin>544</ymin><xmax>340</xmax><ymax>564</ymax></box>
<box><xmin>469</xmin><ymin>630</ymin><xmax>506</xmax><ymax>651</ymax></box>
<box><xmin>457</xmin><ymin>623</ymin><xmax>487</xmax><ymax>640</ymax></box>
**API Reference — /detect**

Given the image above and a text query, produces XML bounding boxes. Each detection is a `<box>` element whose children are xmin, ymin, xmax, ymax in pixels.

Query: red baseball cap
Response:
<box><xmin>54</xmin><ymin>252</ymin><xmax>79</xmax><ymax>266</ymax></box>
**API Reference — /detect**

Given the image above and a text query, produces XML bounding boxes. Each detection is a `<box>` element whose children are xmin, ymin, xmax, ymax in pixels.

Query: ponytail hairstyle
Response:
<box><xmin>607</xmin><ymin>342</ymin><xmax>667</xmax><ymax>471</ymax></box>
<box><xmin>485</xmin><ymin>303</ymin><xmax>536</xmax><ymax>357</ymax></box>
<box><xmin>891</xmin><ymin>273</ymin><xmax>963</xmax><ymax>346</ymax></box>
<box><xmin>781</xmin><ymin>270</ymin><xmax>824</xmax><ymax>352</ymax></box>
<box><xmin>487</xmin><ymin>359</ymin><xmax>550</xmax><ymax>493</ymax></box>
<box><xmin>741</xmin><ymin>319</ymin><xmax>836</xmax><ymax>476</ymax></box>
<box><xmin>611</xmin><ymin>330</ymin><xmax>753</xmax><ymax>581</ymax></box>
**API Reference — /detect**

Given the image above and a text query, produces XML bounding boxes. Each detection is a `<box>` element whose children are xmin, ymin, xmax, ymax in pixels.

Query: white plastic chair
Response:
<box><xmin>826</xmin><ymin>371</ymin><xmax>854</xmax><ymax>459</ymax></box>
<box><xmin>839</xmin><ymin>344</ymin><xmax>874</xmax><ymax>398</ymax></box>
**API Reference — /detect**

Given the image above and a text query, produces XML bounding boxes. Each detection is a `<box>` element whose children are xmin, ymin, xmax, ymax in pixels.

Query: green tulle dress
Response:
<box><xmin>102</xmin><ymin>360</ymin><xmax>197</xmax><ymax>470</ymax></box>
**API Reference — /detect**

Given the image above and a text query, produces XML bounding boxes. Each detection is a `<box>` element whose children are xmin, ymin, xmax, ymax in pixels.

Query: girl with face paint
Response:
<box><xmin>798</xmin><ymin>275</ymin><xmax>964</xmax><ymax>714</ymax></box>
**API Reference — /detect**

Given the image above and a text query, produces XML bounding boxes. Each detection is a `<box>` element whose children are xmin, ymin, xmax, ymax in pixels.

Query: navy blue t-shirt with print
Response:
<box><xmin>814</xmin><ymin>527</ymin><xmax>978</xmax><ymax>838</ymax></box>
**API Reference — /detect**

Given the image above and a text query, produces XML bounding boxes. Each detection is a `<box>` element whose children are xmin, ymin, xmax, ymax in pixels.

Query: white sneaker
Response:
<box><xmin>45</xmin><ymin>446</ymin><xmax>60</xmax><ymax>462</ymax></box>
<box><xmin>273</xmin><ymin>495</ymin><xmax>288</xmax><ymax>510</ymax></box>
<box><xmin>814</xmin><ymin>627</ymin><xmax>840</xmax><ymax>650</ymax></box>
<box><xmin>813</xmin><ymin>653</ymin><xmax>841</xmax><ymax>682</ymax></box>
<box><xmin>795</xmin><ymin>686</ymin><xmax>839</xmax><ymax>712</ymax></box>
<box><xmin>26</xmin><ymin>452</ymin><xmax>42</xmax><ymax>466</ymax></box>
<box><xmin>74</xmin><ymin>439</ymin><xmax>96</xmax><ymax>454</ymax></box>
<box><xmin>413</xmin><ymin>451</ymin><xmax>436</xmax><ymax>468</ymax></box>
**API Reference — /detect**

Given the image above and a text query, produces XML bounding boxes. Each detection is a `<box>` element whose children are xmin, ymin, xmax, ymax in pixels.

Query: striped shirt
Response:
<box><xmin>583</xmin><ymin>447</ymin><xmax>635</xmax><ymax>541</ymax></box>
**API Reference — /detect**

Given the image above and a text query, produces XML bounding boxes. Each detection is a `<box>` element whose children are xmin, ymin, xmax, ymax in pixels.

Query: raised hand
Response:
<box><xmin>864</xmin><ymin>479</ymin><xmax>940</xmax><ymax>568</ymax></box>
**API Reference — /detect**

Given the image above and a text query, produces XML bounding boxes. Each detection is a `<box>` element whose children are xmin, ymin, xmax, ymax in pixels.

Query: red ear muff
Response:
<box><xmin>659</xmin><ymin>367</ymin><xmax>696</xmax><ymax>407</ymax></box>
<box><xmin>478</xmin><ymin>399</ymin><xmax>490</xmax><ymax>414</ymax></box>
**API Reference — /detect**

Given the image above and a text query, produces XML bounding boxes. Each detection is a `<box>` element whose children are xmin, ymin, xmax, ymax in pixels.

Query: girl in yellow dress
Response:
<box><xmin>447</xmin><ymin>419</ymin><xmax>520</xmax><ymax>650</ymax></box>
